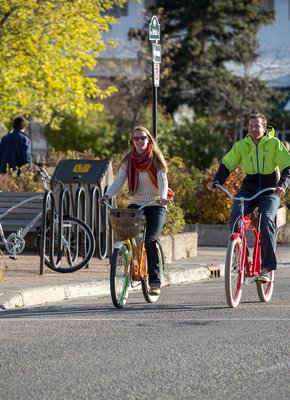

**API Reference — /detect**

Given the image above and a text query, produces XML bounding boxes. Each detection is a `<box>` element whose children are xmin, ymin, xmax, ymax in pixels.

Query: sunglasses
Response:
<box><xmin>133</xmin><ymin>136</ymin><xmax>147</xmax><ymax>142</ymax></box>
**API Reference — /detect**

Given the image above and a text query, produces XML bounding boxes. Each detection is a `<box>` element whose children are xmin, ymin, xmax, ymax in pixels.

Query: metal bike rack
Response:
<box><xmin>51</xmin><ymin>159</ymin><xmax>114</xmax><ymax>259</ymax></box>
<box><xmin>39</xmin><ymin>188</ymin><xmax>73</xmax><ymax>274</ymax></box>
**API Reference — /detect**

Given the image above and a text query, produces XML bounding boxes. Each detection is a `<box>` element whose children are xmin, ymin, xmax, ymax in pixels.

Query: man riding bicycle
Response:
<box><xmin>207</xmin><ymin>113</ymin><xmax>290</xmax><ymax>282</ymax></box>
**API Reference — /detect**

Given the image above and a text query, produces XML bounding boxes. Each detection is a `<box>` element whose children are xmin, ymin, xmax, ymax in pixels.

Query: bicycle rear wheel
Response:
<box><xmin>142</xmin><ymin>241</ymin><xmax>164</xmax><ymax>303</ymax></box>
<box><xmin>225</xmin><ymin>237</ymin><xmax>244</xmax><ymax>308</ymax></box>
<box><xmin>110</xmin><ymin>243</ymin><xmax>131</xmax><ymax>308</ymax></box>
<box><xmin>37</xmin><ymin>215</ymin><xmax>95</xmax><ymax>273</ymax></box>
<box><xmin>256</xmin><ymin>270</ymin><xmax>274</xmax><ymax>302</ymax></box>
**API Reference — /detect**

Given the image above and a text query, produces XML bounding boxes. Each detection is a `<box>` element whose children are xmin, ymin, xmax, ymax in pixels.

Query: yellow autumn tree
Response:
<box><xmin>0</xmin><ymin>0</ymin><xmax>126</xmax><ymax>126</ymax></box>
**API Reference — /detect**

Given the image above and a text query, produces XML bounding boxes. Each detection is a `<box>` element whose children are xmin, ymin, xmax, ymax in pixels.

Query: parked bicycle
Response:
<box><xmin>102</xmin><ymin>199</ymin><xmax>165</xmax><ymax>308</ymax></box>
<box><xmin>0</xmin><ymin>162</ymin><xmax>95</xmax><ymax>273</ymax></box>
<box><xmin>215</xmin><ymin>184</ymin><xmax>276</xmax><ymax>308</ymax></box>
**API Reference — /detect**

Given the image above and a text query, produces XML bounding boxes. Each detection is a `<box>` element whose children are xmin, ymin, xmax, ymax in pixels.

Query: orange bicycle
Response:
<box><xmin>103</xmin><ymin>200</ymin><xmax>164</xmax><ymax>308</ymax></box>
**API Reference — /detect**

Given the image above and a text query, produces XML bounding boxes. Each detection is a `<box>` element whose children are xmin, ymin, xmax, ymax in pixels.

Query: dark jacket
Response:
<box><xmin>0</xmin><ymin>129</ymin><xmax>32</xmax><ymax>173</ymax></box>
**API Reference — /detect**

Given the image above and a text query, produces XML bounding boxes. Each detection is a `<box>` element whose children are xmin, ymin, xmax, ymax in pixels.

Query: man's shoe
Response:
<box><xmin>149</xmin><ymin>286</ymin><xmax>161</xmax><ymax>296</ymax></box>
<box><xmin>256</xmin><ymin>269</ymin><xmax>271</xmax><ymax>283</ymax></box>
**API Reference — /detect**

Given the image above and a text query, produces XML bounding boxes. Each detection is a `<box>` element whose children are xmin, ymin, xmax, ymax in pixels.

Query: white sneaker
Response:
<box><xmin>256</xmin><ymin>270</ymin><xmax>271</xmax><ymax>283</ymax></box>
<box><xmin>149</xmin><ymin>286</ymin><xmax>161</xmax><ymax>296</ymax></box>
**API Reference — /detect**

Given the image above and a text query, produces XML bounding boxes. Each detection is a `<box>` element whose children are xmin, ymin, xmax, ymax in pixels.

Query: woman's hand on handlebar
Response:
<box><xmin>159</xmin><ymin>198</ymin><xmax>168</xmax><ymax>206</ymax></box>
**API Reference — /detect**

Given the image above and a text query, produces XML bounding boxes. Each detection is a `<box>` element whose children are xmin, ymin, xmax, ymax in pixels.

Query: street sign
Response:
<box><xmin>149</xmin><ymin>16</ymin><xmax>160</xmax><ymax>41</ymax></box>
<box><xmin>152</xmin><ymin>43</ymin><xmax>161</xmax><ymax>63</ymax></box>
<box><xmin>153</xmin><ymin>63</ymin><xmax>160</xmax><ymax>87</ymax></box>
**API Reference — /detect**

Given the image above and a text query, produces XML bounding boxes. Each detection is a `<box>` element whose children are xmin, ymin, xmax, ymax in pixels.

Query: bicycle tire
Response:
<box><xmin>256</xmin><ymin>270</ymin><xmax>274</xmax><ymax>302</ymax></box>
<box><xmin>0</xmin><ymin>249</ymin><xmax>5</xmax><ymax>283</ymax></box>
<box><xmin>142</xmin><ymin>241</ymin><xmax>164</xmax><ymax>303</ymax></box>
<box><xmin>36</xmin><ymin>215</ymin><xmax>95</xmax><ymax>273</ymax></box>
<box><xmin>110</xmin><ymin>242</ymin><xmax>131</xmax><ymax>308</ymax></box>
<box><xmin>225</xmin><ymin>237</ymin><xmax>244</xmax><ymax>308</ymax></box>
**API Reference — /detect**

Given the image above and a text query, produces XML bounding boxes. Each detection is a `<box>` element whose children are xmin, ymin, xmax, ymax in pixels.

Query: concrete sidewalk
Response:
<box><xmin>0</xmin><ymin>246</ymin><xmax>289</xmax><ymax>310</ymax></box>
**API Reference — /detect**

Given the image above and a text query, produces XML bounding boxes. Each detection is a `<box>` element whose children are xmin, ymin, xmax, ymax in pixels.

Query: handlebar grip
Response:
<box><xmin>34</xmin><ymin>161</ymin><xmax>44</xmax><ymax>167</ymax></box>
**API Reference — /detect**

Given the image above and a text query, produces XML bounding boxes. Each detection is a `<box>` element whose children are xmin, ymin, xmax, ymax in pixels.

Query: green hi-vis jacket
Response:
<box><xmin>215</xmin><ymin>127</ymin><xmax>290</xmax><ymax>193</ymax></box>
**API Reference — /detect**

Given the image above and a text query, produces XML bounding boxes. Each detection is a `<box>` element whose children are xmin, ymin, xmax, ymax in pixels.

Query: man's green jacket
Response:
<box><xmin>214</xmin><ymin>127</ymin><xmax>290</xmax><ymax>193</ymax></box>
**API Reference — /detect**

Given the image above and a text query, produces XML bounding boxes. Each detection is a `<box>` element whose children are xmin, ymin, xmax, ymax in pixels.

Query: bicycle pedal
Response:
<box><xmin>9</xmin><ymin>256</ymin><xmax>17</xmax><ymax>260</ymax></box>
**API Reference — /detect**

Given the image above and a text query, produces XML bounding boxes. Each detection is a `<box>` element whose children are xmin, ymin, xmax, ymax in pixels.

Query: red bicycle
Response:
<box><xmin>215</xmin><ymin>184</ymin><xmax>276</xmax><ymax>308</ymax></box>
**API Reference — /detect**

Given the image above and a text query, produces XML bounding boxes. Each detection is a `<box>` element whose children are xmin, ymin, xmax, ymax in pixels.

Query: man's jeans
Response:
<box><xmin>229</xmin><ymin>190</ymin><xmax>281</xmax><ymax>270</ymax></box>
<box><xmin>128</xmin><ymin>204</ymin><xmax>166</xmax><ymax>285</ymax></box>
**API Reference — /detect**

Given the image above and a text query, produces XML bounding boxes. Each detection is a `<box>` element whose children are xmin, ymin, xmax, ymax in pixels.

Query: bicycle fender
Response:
<box><xmin>114</xmin><ymin>240</ymin><xmax>128</xmax><ymax>250</ymax></box>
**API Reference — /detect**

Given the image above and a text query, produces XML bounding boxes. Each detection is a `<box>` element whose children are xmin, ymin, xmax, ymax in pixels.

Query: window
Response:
<box><xmin>263</xmin><ymin>0</ymin><xmax>274</xmax><ymax>10</ymax></box>
<box><xmin>145</xmin><ymin>0</ymin><xmax>155</xmax><ymax>9</ymax></box>
<box><xmin>107</xmin><ymin>1</ymin><xmax>128</xmax><ymax>17</ymax></box>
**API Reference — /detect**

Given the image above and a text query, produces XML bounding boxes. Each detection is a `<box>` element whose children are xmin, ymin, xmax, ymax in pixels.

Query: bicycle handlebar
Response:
<box><xmin>102</xmin><ymin>199</ymin><xmax>161</xmax><ymax>210</ymax></box>
<box><xmin>214</xmin><ymin>183</ymin><xmax>277</xmax><ymax>202</ymax></box>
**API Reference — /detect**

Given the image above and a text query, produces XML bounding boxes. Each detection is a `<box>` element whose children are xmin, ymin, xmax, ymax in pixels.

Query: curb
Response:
<box><xmin>0</xmin><ymin>264</ymin><xmax>224</xmax><ymax>311</ymax></box>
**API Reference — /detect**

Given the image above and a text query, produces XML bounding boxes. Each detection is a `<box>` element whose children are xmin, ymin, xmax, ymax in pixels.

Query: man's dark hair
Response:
<box><xmin>247</xmin><ymin>113</ymin><xmax>267</xmax><ymax>128</ymax></box>
<box><xmin>13</xmin><ymin>116</ymin><xmax>29</xmax><ymax>131</ymax></box>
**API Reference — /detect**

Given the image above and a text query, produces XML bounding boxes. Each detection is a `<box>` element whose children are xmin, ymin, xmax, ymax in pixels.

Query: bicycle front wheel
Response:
<box><xmin>37</xmin><ymin>215</ymin><xmax>95</xmax><ymax>273</ymax></box>
<box><xmin>225</xmin><ymin>237</ymin><xmax>244</xmax><ymax>308</ymax></box>
<box><xmin>142</xmin><ymin>241</ymin><xmax>164</xmax><ymax>303</ymax></box>
<box><xmin>256</xmin><ymin>270</ymin><xmax>274</xmax><ymax>302</ymax></box>
<box><xmin>110</xmin><ymin>243</ymin><xmax>131</xmax><ymax>308</ymax></box>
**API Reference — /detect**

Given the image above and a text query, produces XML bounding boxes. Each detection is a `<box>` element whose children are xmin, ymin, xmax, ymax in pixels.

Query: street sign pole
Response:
<box><xmin>149</xmin><ymin>16</ymin><xmax>161</xmax><ymax>139</ymax></box>
<box><xmin>152</xmin><ymin>63</ymin><xmax>158</xmax><ymax>138</ymax></box>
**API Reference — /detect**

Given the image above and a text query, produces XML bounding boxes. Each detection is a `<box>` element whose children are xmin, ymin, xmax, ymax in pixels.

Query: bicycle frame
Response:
<box><xmin>104</xmin><ymin>199</ymin><xmax>157</xmax><ymax>282</ymax></box>
<box><xmin>0</xmin><ymin>163</ymin><xmax>61</xmax><ymax>257</ymax></box>
<box><xmin>231</xmin><ymin>214</ymin><xmax>261</xmax><ymax>279</ymax></box>
<box><xmin>0</xmin><ymin>194</ymin><xmax>43</xmax><ymax>251</ymax></box>
<box><xmin>216</xmin><ymin>184</ymin><xmax>276</xmax><ymax>279</ymax></box>
<box><xmin>130</xmin><ymin>219</ymin><xmax>148</xmax><ymax>281</ymax></box>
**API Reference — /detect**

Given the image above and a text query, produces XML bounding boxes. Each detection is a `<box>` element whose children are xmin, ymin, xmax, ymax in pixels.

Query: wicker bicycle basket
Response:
<box><xmin>109</xmin><ymin>208</ymin><xmax>144</xmax><ymax>240</ymax></box>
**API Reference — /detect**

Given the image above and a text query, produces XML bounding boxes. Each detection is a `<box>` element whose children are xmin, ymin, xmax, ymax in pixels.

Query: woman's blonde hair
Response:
<box><xmin>122</xmin><ymin>126</ymin><xmax>168</xmax><ymax>172</ymax></box>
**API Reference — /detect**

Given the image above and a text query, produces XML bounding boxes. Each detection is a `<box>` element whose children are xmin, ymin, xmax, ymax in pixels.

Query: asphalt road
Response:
<box><xmin>1</xmin><ymin>266</ymin><xmax>289</xmax><ymax>400</ymax></box>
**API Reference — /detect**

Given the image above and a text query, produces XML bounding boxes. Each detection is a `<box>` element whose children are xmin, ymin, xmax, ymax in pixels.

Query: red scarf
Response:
<box><xmin>127</xmin><ymin>146</ymin><xmax>158</xmax><ymax>194</ymax></box>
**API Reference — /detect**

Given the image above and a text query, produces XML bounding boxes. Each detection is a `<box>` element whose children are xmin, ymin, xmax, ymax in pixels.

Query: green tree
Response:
<box><xmin>45</xmin><ymin>111</ymin><xmax>118</xmax><ymax>157</ymax></box>
<box><xmin>0</xmin><ymin>0</ymin><xmax>126</xmax><ymax>126</ymax></box>
<box><xmin>160</xmin><ymin>116</ymin><xmax>228</xmax><ymax>170</ymax></box>
<box><xmin>131</xmin><ymin>0</ymin><xmax>282</xmax><ymax>137</ymax></box>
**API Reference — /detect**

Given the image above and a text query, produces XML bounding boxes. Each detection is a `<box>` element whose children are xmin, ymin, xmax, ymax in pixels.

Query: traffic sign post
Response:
<box><xmin>149</xmin><ymin>16</ymin><xmax>160</xmax><ymax>41</ymax></box>
<box><xmin>149</xmin><ymin>16</ymin><xmax>161</xmax><ymax>139</ymax></box>
<box><xmin>153</xmin><ymin>63</ymin><xmax>160</xmax><ymax>87</ymax></box>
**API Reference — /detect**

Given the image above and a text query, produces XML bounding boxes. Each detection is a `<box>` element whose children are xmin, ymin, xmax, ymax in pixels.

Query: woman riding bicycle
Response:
<box><xmin>99</xmin><ymin>126</ymin><xmax>171</xmax><ymax>296</ymax></box>
<box><xmin>207</xmin><ymin>113</ymin><xmax>290</xmax><ymax>283</ymax></box>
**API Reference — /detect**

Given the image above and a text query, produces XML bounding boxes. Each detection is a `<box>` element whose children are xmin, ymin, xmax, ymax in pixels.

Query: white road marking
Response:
<box><xmin>257</xmin><ymin>360</ymin><xmax>290</xmax><ymax>373</ymax></box>
<box><xmin>0</xmin><ymin>317</ymin><xmax>289</xmax><ymax>322</ymax></box>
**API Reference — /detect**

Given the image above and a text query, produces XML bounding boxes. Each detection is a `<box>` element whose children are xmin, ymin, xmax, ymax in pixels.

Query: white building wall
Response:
<box><xmin>101</xmin><ymin>0</ymin><xmax>145</xmax><ymax>59</ymax></box>
<box><xmin>257</xmin><ymin>0</ymin><xmax>290</xmax><ymax>87</ymax></box>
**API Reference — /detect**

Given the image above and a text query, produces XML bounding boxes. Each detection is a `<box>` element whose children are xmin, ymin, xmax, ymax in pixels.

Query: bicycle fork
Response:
<box><xmin>130</xmin><ymin>238</ymin><xmax>148</xmax><ymax>281</ymax></box>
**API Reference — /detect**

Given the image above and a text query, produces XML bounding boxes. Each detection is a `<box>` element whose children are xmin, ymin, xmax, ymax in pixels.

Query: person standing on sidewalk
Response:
<box><xmin>0</xmin><ymin>116</ymin><xmax>32</xmax><ymax>174</ymax></box>
<box><xmin>207</xmin><ymin>113</ymin><xmax>290</xmax><ymax>282</ymax></box>
<box><xmin>99</xmin><ymin>126</ymin><xmax>170</xmax><ymax>296</ymax></box>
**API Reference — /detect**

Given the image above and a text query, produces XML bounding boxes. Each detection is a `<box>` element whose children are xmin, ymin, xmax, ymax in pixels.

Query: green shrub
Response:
<box><xmin>45</xmin><ymin>111</ymin><xmax>117</xmax><ymax>157</ymax></box>
<box><xmin>193</xmin><ymin>159</ymin><xmax>243</xmax><ymax>224</ymax></box>
<box><xmin>167</xmin><ymin>157</ymin><xmax>203</xmax><ymax>223</ymax></box>
<box><xmin>0</xmin><ymin>165</ymin><xmax>43</xmax><ymax>192</ymax></box>
<box><xmin>163</xmin><ymin>201</ymin><xmax>185</xmax><ymax>235</ymax></box>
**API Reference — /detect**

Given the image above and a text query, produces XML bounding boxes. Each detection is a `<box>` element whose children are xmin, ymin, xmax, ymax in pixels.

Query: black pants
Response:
<box><xmin>128</xmin><ymin>204</ymin><xmax>166</xmax><ymax>285</ymax></box>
